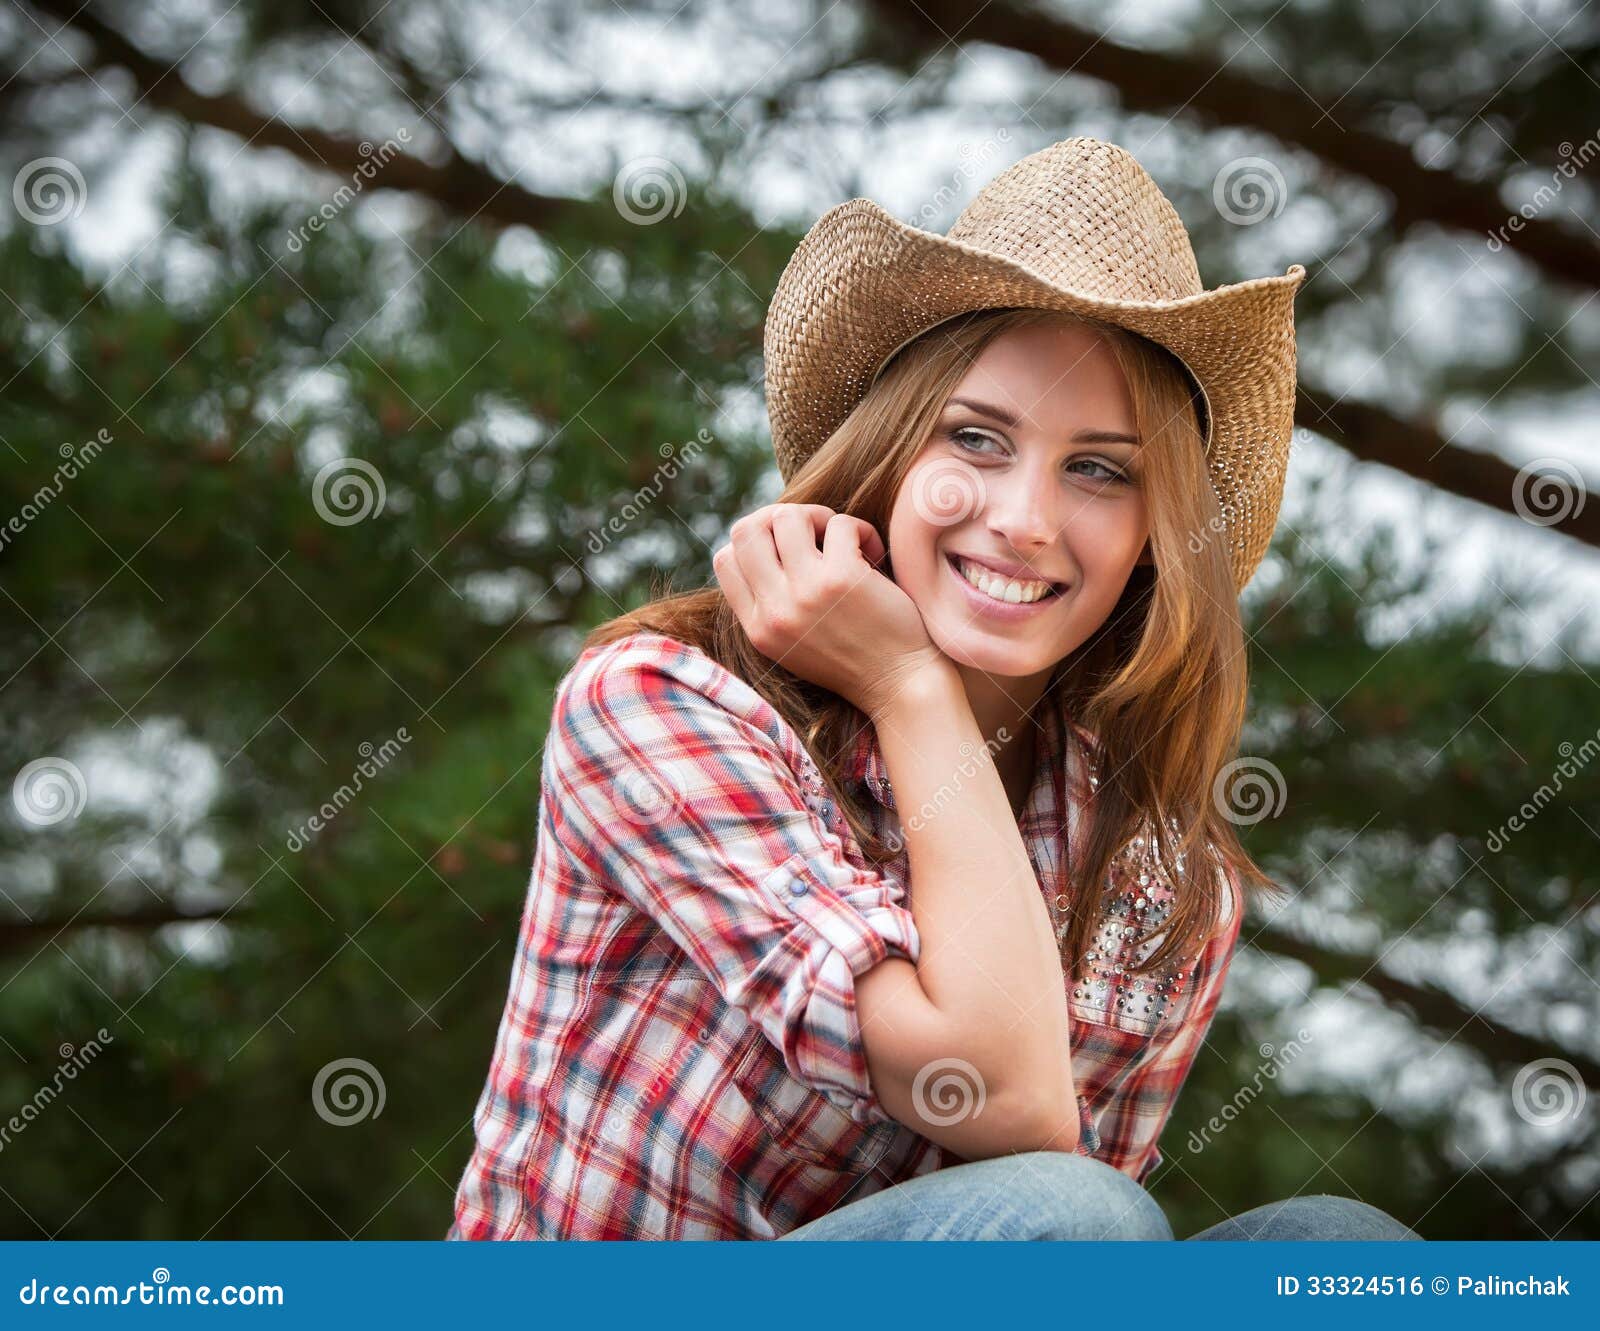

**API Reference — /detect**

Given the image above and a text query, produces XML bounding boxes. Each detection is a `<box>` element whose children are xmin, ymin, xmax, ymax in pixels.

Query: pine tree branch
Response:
<box><xmin>1250</xmin><ymin>924</ymin><xmax>1600</xmax><ymax>1088</ymax></box>
<box><xmin>0</xmin><ymin>902</ymin><xmax>241</xmax><ymax>957</ymax></box>
<box><xmin>23</xmin><ymin>1</ymin><xmax>1598</xmax><ymax>555</ymax></box>
<box><xmin>864</xmin><ymin>0</ymin><xmax>1600</xmax><ymax>292</ymax></box>
<box><xmin>25</xmin><ymin>0</ymin><xmax>581</xmax><ymax>235</ymax></box>
<box><xmin>1299</xmin><ymin>385</ymin><xmax>1600</xmax><ymax>551</ymax></box>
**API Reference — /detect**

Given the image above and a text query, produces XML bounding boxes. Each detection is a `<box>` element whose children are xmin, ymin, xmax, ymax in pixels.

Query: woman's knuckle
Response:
<box><xmin>750</xmin><ymin>620</ymin><xmax>786</xmax><ymax>654</ymax></box>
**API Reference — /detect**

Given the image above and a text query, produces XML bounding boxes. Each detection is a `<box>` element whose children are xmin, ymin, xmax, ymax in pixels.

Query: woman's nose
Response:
<box><xmin>983</xmin><ymin>475</ymin><xmax>1061</xmax><ymax>551</ymax></box>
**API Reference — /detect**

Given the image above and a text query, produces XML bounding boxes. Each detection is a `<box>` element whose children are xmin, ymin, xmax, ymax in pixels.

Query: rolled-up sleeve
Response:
<box><xmin>544</xmin><ymin>635</ymin><xmax>920</xmax><ymax>1125</ymax></box>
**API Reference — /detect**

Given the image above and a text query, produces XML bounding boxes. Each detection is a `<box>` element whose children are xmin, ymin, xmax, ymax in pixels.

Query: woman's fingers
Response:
<box><xmin>726</xmin><ymin>508</ymin><xmax>787</xmax><ymax>605</ymax></box>
<box><xmin>852</xmin><ymin>515</ymin><xmax>887</xmax><ymax>567</ymax></box>
<box><xmin>718</xmin><ymin>504</ymin><xmax>887</xmax><ymax>662</ymax></box>
<box><xmin>820</xmin><ymin>511</ymin><xmax>883</xmax><ymax>580</ymax></box>
<box><xmin>728</xmin><ymin>503</ymin><xmax>833</xmax><ymax>595</ymax></box>
<box><xmin>711</xmin><ymin>542</ymin><xmax>754</xmax><ymax>621</ymax></box>
<box><xmin>770</xmin><ymin>504</ymin><xmax>826</xmax><ymax>577</ymax></box>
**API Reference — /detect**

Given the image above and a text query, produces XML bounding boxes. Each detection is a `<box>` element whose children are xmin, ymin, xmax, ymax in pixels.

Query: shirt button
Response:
<box><xmin>790</xmin><ymin>878</ymin><xmax>810</xmax><ymax>896</ymax></box>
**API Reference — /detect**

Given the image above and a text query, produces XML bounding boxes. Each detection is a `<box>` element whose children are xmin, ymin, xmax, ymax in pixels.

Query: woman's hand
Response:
<box><xmin>712</xmin><ymin>503</ymin><xmax>951</xmax><ymax>719</ymax></box>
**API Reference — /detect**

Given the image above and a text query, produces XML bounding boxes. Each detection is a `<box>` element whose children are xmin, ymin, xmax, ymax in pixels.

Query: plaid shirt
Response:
<box><xmin>448</xmin><ymin>629</ymin><xmax>1241</xmax><ymax>1240</ymax></box>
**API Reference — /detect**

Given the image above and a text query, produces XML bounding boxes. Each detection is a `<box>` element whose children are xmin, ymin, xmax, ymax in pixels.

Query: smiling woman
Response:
<box><xmin>448</xmin><ymin>136</ymin><xmax>1418</xmax><ymax>1242</ymax></box>
<box><xmin>887</xmin><ymin>319</ymin><xmax>1155</xmax><ymax>675</ymax></box>
<box><xmin>724</xmin><ymin>300</ymin><xmax>1258</xmax><ymax>985</ymax></box>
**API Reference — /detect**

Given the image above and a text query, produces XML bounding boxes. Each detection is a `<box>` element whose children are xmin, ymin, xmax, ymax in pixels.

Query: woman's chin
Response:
<box><xmin>926</xmin><ymin>619</ymin><xmax>1054</xmax><ymax>677</ymax></box>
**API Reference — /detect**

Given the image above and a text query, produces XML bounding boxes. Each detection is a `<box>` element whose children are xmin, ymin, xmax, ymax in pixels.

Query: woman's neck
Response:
<box><xmin>954</xmin><ymin>663</ymin><xmax>1050</xmax><ymax>814</ymax></box>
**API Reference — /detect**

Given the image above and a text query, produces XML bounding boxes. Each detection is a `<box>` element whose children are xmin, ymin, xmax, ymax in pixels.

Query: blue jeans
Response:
<box><xmin>779</xmin><ymin>1151</ymin><xmax>1423</xmax><ymax>1241</ymax></box>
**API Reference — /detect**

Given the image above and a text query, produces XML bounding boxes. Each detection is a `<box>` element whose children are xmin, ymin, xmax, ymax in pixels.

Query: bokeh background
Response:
<box><xmin>1</xmin><ymin>0</ymin><xmax>1597</xmax><ymax>1241</ymax></box>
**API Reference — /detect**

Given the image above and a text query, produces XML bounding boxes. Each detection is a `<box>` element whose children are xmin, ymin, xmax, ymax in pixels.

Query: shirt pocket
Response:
<box><xmin>728</xmin><ymin>1026</ymin><xmax>899</xmax><ymax>1174</ymax></box>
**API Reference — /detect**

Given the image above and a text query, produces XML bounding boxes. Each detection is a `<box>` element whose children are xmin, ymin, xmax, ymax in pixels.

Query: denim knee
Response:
<box><xmin>1298</xmin><ymin>1195</ymin><xmax>1422</xmax><ymax>1240</ymax></box>
<box><xmin>996</xmin><ymin>1150</ymin><xmax>1174</xmax><ymax>1241</ymax></box>
<box><xmin>1208</xmin><ymin>1194</ymin><xmax>1421</xmax><ymax>1241</ymax></box>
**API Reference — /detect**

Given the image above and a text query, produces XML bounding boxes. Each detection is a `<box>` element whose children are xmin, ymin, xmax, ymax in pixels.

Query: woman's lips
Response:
<box><xmin>944</xmin><ymin>552</ymin><xmax>1066</xmax><ymax>621</ymax></box>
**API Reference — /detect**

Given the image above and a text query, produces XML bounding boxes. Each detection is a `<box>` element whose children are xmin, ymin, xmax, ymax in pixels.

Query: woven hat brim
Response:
<box><xmin>763</xmin><ymin>197</ymin><xmax>1308</xmax><ymax>593</ymax></box>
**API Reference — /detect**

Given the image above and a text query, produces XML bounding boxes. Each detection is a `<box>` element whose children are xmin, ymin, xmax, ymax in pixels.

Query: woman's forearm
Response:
<box><xmin>867</xmin><ymin>664</ymin><xmax>1078</xmax><ymax>1146</ymax></box>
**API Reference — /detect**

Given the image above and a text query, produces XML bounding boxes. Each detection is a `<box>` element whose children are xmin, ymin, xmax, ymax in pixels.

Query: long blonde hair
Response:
<box><xmin>583</xmin><ymin>306</ymin><xmax>1284</xmax><ymax>977</ymax></box>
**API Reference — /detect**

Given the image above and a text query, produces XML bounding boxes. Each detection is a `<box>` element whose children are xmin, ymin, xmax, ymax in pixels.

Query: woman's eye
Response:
<box><xmin>945</xmin><ymin>429</ymin><xmax>1131</xmax><ymax>484</ymax></box>
<box><xmin>947</xmin><ymin>427</ymin><xmax>999</xmax><ymax>455</ymax></box>
<box><xmin>1069</xmin><ymin>457</ymin><xmax>1130</xmax><ymax>483</ymax></box>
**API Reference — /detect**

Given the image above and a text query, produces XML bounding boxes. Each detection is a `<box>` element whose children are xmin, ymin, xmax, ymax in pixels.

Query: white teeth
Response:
<box><xmin>954</xmin><ymin>556</ymin><xmax>1055</xmax><ymax>604</ymax></box>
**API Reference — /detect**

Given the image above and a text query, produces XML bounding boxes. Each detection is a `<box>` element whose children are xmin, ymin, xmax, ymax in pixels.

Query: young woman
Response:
<box><xmin>448</xmin><ymin>138</ymin><xmax>1421</xmax><ymax>1241</ymax></box>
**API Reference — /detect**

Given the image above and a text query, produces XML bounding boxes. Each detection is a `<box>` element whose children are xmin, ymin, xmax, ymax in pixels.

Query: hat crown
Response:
<box><xmin>945</xmin><ymin>137</ymin><xmax>1203</xmax><ymax>304</ymax></box>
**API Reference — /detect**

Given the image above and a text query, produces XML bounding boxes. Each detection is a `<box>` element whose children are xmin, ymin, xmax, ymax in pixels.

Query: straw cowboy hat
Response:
<box><xmin>762</xmin><ymin>135</ymin><xmax>1308</xmax><ymax>593</ymax></box>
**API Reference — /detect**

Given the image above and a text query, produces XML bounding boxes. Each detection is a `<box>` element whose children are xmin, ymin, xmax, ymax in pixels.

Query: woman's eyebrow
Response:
<box><xmin>944</xmin><ymin>395</ymin><xmax>1140</xmax><ymax>446</ymax></box>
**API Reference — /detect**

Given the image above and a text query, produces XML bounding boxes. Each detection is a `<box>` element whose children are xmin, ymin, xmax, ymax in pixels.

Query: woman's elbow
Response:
<box><xmin>997</xmin><ymin>1083</ymin><xmax>1082</xmax><ymax>1155</ymax></box>
<box><xmin>903</xmin><ymin>1078</ymin><xmax>1080</xmax><ymax>1161</ymax></box>
<box><xmin>855</xmin><ymin>961</ymin><xmax>1081</xmax><ymax>1157</ymax></box>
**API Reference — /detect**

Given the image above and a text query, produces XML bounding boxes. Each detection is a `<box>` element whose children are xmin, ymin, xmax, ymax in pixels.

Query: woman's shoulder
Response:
<box><xmin>1189</xmin><ymin>847</ymin><xmax>1244</xmax><ymax>969</ymax></box>
<box><xmin>554</xmin><ymin>627</ymin><xmax>797</xmax><ymax>754</ymax></box>
<box><xmin>562</xmin><ymin>627</ymin><xmax>706</xmax><ymax>687</ymax></box>
<box><xmin>1211</xmin><ymin>853</ymin><xmax>1244</xmax><ymax>943</ymax></box>
<box><xmin>561</xmin><ymin>627</ymin><xmax>750</xmax><ymax>706</ymax></box>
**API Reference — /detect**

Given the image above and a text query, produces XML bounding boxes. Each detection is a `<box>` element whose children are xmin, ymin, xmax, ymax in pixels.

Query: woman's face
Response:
<box><xmin>886</xmin><ymin>319</ymin><xmax>1153</xmax><ymax>679</ymax></box>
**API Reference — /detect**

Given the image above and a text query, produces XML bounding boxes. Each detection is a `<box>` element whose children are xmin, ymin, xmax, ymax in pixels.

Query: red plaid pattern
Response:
<box><xmin>448</xmin><ymin>630</ymin><xmax>1241</xmax><ymax>1239</ymax></box>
